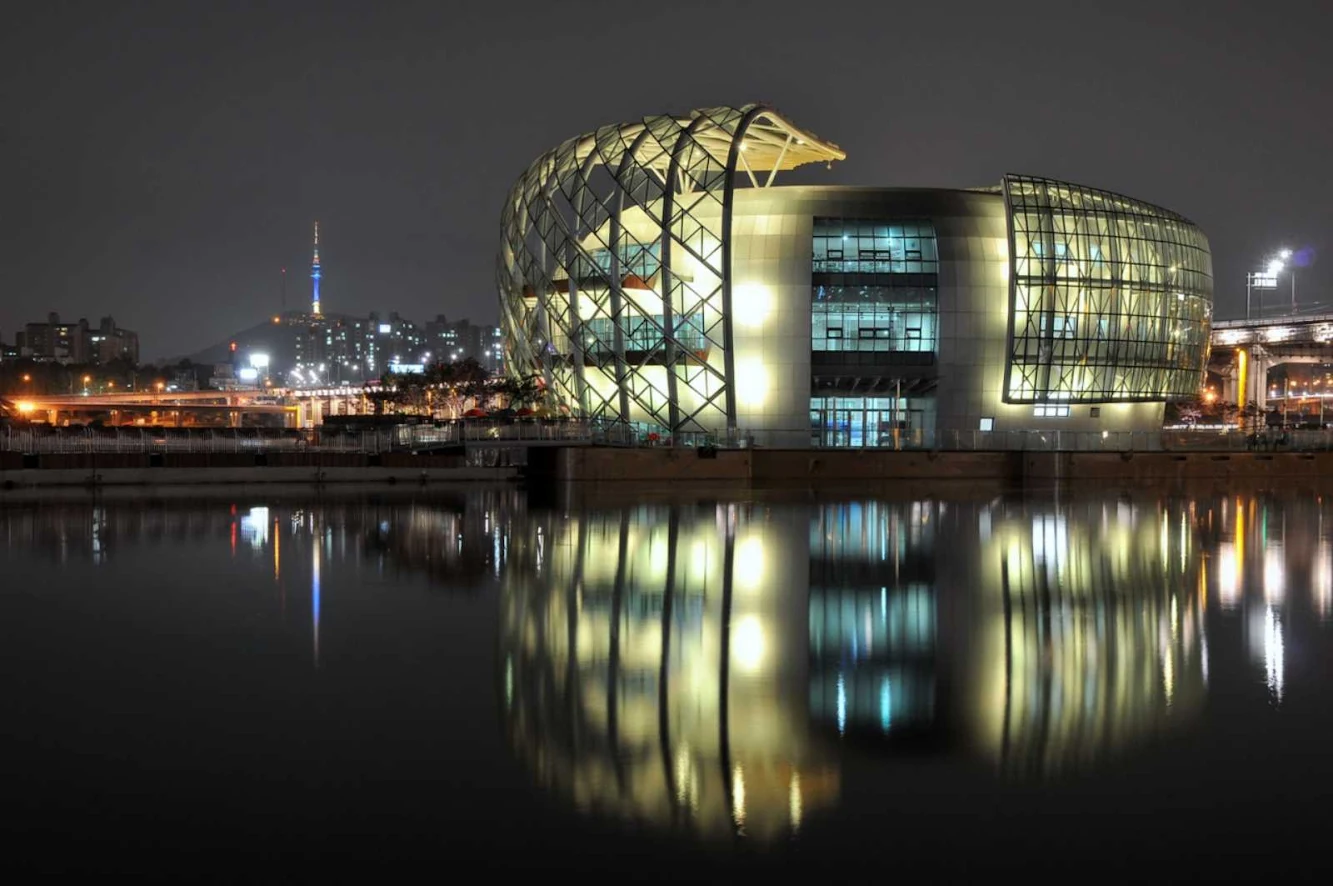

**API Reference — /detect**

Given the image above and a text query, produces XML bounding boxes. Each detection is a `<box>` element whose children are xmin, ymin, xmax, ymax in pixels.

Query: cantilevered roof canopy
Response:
<box><xmin>566</xmin><ymin>105</ymin><xmax>846</xmax><ymax>176</ymax></box>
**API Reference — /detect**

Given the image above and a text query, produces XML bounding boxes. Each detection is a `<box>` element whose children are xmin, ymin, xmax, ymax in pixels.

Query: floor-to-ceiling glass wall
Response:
<box><xmin>810</xmin><ymin>219</ymin><xmax>939</xmax><ymax>447</ymax></box>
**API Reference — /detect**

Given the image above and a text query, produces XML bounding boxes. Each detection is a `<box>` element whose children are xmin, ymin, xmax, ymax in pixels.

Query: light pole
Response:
<box><xmin>1279</xmin><ymin>248</ymin><xmax>1296</xmax><ymax>313</ymax></box>
<box><xmin>1247</xmin><ymin>248</ymin><xmax>1295</xmax><ymax>318</ymax></box>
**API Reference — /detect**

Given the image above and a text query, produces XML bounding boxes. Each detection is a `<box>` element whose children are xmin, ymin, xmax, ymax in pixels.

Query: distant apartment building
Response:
<box><xmin>15</xmin><ymin>314</ymin><xmax>139</xmax><ymax>365</ymax></box>
<box><xmin>92</xmin><ymin>317</ymin><xmax>140</xmax><ymax>364</ymax></box>
<box><xmin>423</xmin><ymin>315</ymin><xmax>504</xmax><ymax>373</ymax></box>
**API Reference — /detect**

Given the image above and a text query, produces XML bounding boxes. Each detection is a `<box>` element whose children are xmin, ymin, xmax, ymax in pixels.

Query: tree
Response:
<box><xmin>366</xmin><ymin>373</ymin><xmax>405</xmax><ymax>417</ymax></box>
<box><xmin>495</xmin><ymin>374</ymin><xmax>543</xmax><ymax>410</ymax></box>
<box><xmin>424</xmin><ymin>358</ymin><xmax>491</xmax><ymax>417</ymax></box>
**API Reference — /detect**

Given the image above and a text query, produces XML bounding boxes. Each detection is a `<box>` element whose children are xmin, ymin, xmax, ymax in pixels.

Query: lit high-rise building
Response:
<box><xmin>311</xmin><ymin>221</ymin><xmax>322</xmax><ymax>316</ymax></box>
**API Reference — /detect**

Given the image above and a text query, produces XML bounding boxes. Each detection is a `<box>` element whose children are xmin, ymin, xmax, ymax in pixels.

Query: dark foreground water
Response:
<box><xmin>3</xmin><ymin>483</ymin><xmax>1332</xmax><ymax>879</ymax></box>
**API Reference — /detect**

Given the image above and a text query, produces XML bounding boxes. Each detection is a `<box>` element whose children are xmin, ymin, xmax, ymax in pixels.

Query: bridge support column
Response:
<box><xmin>1219</xmin><ymin>356</ymin><xmax>1239</xmax><ymax>406</ymax></box>
<box><xmin>1254</xmin><ymin>350</ymin><xmax>1270</xmax><ymax>412</ymax></box>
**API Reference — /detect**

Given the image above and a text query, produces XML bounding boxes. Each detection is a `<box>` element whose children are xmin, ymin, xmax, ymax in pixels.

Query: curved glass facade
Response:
<box><xmin>496</xmin><ymin>104</ymin><xmax>845</xmax><ymax>436</ymax></box>
<box><xmin>1003</xmin><ymin>175</ymin><xmax>1213</xmax><ymax>403</ymax></box>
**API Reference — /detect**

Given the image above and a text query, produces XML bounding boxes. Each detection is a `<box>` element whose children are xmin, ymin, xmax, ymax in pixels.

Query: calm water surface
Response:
<box><xmin>3</xmin><ymin>484</ymin><xmax>1332</xmax><ymax>878</ymax></box>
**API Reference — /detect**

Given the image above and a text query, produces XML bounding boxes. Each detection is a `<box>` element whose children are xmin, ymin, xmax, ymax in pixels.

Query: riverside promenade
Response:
<box><xmin>6</xmin><ymin>422</ymin><xmax>1333</xmax><ymax>489</ymax></box>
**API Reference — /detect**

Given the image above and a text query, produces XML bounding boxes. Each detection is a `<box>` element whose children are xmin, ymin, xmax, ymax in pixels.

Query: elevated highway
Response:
<box><xmin>6</xmin><ymin>385</ymin><xmax>380</xmax><ymax>428</ymax></box>
<box><xmin>1209</xmin><ymin>312</ymin><xmax>1333</xmax><ymax>409</ymax></box>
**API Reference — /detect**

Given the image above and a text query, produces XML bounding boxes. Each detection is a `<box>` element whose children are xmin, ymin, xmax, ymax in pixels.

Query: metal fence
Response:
<box><xmin>0</xmin><ymin>419</ymin><xmax>620</xmax><ymax>455</ymax></box>
<box><xmin>9</xmin><ymin>422</ymin><xmax>1333</xmax><ymax>455</ymax></box>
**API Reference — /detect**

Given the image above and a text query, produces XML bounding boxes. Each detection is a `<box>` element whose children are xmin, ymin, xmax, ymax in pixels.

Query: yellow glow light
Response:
<box><xmin>15</xmin><ymin>401</ymin><xmax>35</xmax><ymax>413</ymax></box>
<box><xmin>732</xmin><ymin>282</ymin><xmax>774</xmax><ymax>328</ymax></box>
<box><xmin>736</xmin><ymin>358</ymin><xmax>769</xmax><ymax>409</ymax></box>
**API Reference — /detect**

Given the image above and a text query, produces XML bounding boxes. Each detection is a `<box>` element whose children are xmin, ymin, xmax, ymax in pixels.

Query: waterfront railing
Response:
<box><xmin>3</xmin><ymin>423</ymin><xmax>1329</xmax><ymax>455</ymax></box>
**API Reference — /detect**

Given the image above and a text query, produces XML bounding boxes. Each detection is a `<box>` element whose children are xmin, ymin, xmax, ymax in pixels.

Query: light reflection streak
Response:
<box><xmin>731</xmin><ymin>766</ymin><xmax>747</xmax><ymax>832</ymax></box>
<box><xmin>1264</xmin><ymin>606</ymin><xmax>1284</xmax><ymax>704</ymax></box>
<box><xmin>1264</xmin><ymin>543</ymin><xmax>1286</xmax><ymax>604</ymax></box>
<box><xmin>1218</xmin><ymin>543</ymin><xmax>1239</xmax><ymax>610</ymax></box>
<box><xmin>836</xmin><ymin>673</ymin><xmax>847</xmax><ymax>735</ymax></box>
<box><xmin>312</xmin><ymin>525</ymin><xmax>321</xmax><ymax>668</ymax></box>
<box><xmin>1314</xmin><ymin>541</ymin><xmax>1333</xmax><ymax>620</ymax></box>
<box><xmin>788</xmin><ymin>773</ymin><xmax>803</xmax><ymax>834</ymax></box>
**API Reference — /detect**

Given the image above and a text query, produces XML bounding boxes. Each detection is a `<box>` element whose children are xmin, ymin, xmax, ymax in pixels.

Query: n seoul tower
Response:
<box><xmin>311</xmin><ymin>221</ymin><xmax>322</xmax><ymax>315</ymax></box>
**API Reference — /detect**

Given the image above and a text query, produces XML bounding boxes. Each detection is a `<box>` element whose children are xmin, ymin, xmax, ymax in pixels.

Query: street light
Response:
<box><xmin>1247</xmin><ymin>247</ymin><xmax>1297</xmax><ymax>318</ymax></box>
<box><xmin>1267</xmin><ymin>250</ymin><xmax>1297</xmax><ymax>314</ymax></box>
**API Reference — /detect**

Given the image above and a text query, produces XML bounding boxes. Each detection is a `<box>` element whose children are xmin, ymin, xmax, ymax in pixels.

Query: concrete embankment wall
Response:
<box><xmin>1021</xmin><ymin>451</ymin><xmax>1333</xmax><ymax>483</ymax></box>
<box><xmin>530</xmin><ymin>447</ymin><xmax>1018</xmax><ymax>484</ymax></box>
<box><xmin>533</xmin><ymin>447</ymin><xmax>1333</xmax><ymax>486</ymax></box>
<box><xmin>8</xmin><ymin>447</ymin><xmax>1333</xmax><ymax>490</ymax></box>
<box><xmin>0</xmin><ymin>451</ymin><xmax>515</xmax><ymax>488</ymax></box>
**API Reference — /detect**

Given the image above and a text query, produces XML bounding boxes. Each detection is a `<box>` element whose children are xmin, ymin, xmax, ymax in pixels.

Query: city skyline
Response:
<box><xmin>4</xmin><ymin>1</ymin><xmax>1330</xmax><ymax>360</ymax></box>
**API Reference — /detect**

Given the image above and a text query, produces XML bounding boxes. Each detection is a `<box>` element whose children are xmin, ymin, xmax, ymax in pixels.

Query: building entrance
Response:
<box><xmin>809</xmin><ymin>396</ymin><xmax>925</xmax><ymax>448</ymax></box>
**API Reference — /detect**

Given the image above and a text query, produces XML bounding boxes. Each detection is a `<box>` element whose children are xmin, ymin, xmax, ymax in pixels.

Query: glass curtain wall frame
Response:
<box><xmin>811</xmin><ymin>219</ymin><xmax>940</xmax><ymax>355</ymax></box>
<box><xmin>1001</xmin><ymin>175</ymin><xmax>1213</xmax><ymax>404</ymax></box>
<box><xmin>497</xmin><ymin>104</ymin><xmax>845</xmax><ymax>434</ymax></box>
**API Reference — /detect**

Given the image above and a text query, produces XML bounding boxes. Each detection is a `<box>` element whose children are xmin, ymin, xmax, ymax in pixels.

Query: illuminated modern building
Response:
<box><xmin>497</xmin><ymin>104</ymin><xmax>1213</xmax><ymax>446</ymax></box>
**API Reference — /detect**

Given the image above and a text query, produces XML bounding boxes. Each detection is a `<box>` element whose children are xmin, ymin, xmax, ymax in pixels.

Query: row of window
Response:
<box><xmin>813</xmin><ymin>308</ymin><xmax>935</xmax><ymax>353</ymax></box>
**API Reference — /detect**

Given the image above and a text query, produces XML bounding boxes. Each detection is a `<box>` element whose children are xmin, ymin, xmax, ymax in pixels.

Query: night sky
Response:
<box><xmin>3</xmin><ymin>0</ymin><xmax>1330</xmax><ymax>360</ymax></box>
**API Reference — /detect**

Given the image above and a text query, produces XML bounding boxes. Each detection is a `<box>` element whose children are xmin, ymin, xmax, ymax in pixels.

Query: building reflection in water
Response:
<box><xmin>0</xmin><ymin>489</ymin><xmax>523</xmax><ymax>671</ymax></box>
<box><xmin>1206</xmin><ymin>492</ymin><xmax>1333</xmax><ymax>703</ymax></box>
<box><xmin>954</xmin><ymin>496</ymin><xmax>1208</xmax><ymax>777</ymax></box>
<box><xmin>500</xmin><ymin>492</ymin><xmax>1226</xmax><ymax>835</ymax></box>
<box><xmin>7</xmin><ymin>486</ymin><xmax>1333</xmax><ymax>830</ymax></box>
<box><xmin>500</xmin><ymin>504</ymin><xmax>839</xmax><ymax>841</ymax></box>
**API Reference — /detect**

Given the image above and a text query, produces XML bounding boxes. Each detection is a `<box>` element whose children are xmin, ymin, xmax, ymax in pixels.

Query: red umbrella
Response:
<box><xmin>463</xmin><ymin>407</ymin><xmax>488</xmax><ymax>418</ymax></box>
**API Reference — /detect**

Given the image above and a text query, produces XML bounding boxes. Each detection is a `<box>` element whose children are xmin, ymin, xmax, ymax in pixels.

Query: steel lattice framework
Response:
<box><xmin>1003</xmin><ymin>175</ymin><xmax>1213</xmax><ymax>403</ymax></box>
<box><xmin>497</xmin><ymin>104</ymin><xmax>844</xmax><ymax>434</ymax></box>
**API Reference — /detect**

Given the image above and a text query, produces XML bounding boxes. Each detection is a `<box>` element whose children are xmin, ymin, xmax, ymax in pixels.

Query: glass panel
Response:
<box><xmin>1003</xmin><ymin>175</ymin><xmax>1213</xmax><ymax>403</ymax></box>
<box><xmin>810</xmin><ymin>218</ymin><xmax>940</xmax><ymax>355</ymax></box>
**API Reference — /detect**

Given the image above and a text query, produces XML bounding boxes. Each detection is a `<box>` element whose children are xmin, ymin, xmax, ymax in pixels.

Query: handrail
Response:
<box><xmin>3</xmin><ymin>423</ymin><xmax>1327</xmax><ymax>455</ymax></box>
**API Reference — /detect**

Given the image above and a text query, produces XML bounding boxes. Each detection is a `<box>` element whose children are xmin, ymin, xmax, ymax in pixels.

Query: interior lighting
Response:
<box><xmin>735</xmin><ymin>358</ymin><xmax>769</xmax><ymax>408</ymax></box>
<box><xmin>733</xmin><ymin>282</ymin><xmax>774</xmax><ymax>328</ymax></box>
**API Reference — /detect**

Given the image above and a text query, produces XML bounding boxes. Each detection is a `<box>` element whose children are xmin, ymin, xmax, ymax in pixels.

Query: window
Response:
<box><xmin>811</xmin><ymin>218</ymin><xmax>939</xmax><ymax>355</ymax></box>
<box><xmin>979</xmin><ymin>417</ymin><xmax>995</xmax><ymax>431</ymax></box>
<box><xmin>1033</xmin><ymin>405</ymin><xmax>1071</xmax><ymax>418</ymax></box>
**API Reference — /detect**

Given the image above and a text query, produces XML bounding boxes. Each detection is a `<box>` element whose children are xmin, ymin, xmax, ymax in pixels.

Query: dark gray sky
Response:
<box><xmin>3</xmin><ymin>0</ymin><xmax>1330</xmax><ymax>360</ymax></box>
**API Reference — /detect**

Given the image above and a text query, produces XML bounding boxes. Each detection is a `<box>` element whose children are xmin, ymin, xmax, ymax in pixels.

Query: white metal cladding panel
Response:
<box><xmin>730</xmin><ymin>187</ymin><xmax>1011</xmax><ymax>442</ymax></box>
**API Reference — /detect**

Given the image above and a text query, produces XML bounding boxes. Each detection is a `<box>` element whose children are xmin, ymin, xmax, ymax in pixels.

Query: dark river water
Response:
<box><xmin>2</xmin><ymin>483</ymin><xmax>1332</xmax><ymax>879</ymax></box>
